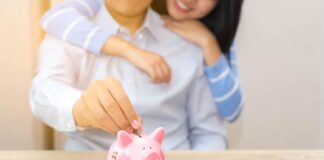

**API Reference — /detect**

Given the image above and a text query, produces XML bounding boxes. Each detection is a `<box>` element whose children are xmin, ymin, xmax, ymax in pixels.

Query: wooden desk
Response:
<box><xmin>0</xmin><ymin>151</ymin><xmax>323</xmax><ymax>160</ymax></box>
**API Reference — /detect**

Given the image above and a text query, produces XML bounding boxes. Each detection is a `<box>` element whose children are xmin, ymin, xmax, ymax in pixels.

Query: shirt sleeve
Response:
<box><xmin>40</xmin><ymin>0</ymin><xmax>111</xmax><ymax>55</ymax></box>
<box><xmin>186</xmin><ymin>64</ymin><xmax>227</xmax><ymax>150</ymax></box>
<box><xmin>204</xmin><ymin>43</ymin><xmax>244</xmax><ymax>122</ymax></box>
<box><xmin>29</xmin><ymin>36</ymin><xmax>83</xmax><ymax>132</ymax></box>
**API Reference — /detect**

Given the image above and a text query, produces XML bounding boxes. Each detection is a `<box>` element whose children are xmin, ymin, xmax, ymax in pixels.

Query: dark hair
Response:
<box><xmin>200</xmin><ymin>0</ymin><xmax>244</xmax><ymax>55</ymax></box>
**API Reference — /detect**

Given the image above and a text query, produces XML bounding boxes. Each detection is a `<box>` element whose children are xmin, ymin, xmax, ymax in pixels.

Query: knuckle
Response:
<box><xmin>127</xmin><ymin>112</ymin><xmax>137</xmax><ymax>121</ymax></box>
<box><xmin>98</xmin><ymin>114</ymin><xmax>107</xmax><ymax>122</ymax></box>
<box><xmin>107</xmin><ymin>101</ymin><xmax>118</xmax><ymax>108</ymax></box>
<box><xmin>120</xmin><ymin>121</ymin><xmax>129</xmax><ymax>130</ymax></box>
<box><xmin>115</xmin><ymin>94</ymin><xmax>128</xmax><ymax>102</ymax></box>
<box><xmin>148</xmin><ymin>61</ymin><xmax>155</xmax><ymax>67</ymax></box>
<box><xmin>154</xmin><ymin>57</ymin><xmax>161</xmax><ymax>62</ymax></box>
<box><xmin>151</xmin><ymin>73</ymin><xmax>158</xmax><ymax>79</ymax></box>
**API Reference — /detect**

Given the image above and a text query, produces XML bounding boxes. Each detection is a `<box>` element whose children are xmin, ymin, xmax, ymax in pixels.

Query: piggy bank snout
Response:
<box><xmin>144</xmin><ymin>152</ymin><xmax>161</xmax><ymax>160</ymax></box>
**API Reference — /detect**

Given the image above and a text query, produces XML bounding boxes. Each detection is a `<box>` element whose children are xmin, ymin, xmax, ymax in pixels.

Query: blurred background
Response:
<box><xmin>0</xmin><ymin>0</ymin><xmax>323</xmax><ymax>150</ymax></box>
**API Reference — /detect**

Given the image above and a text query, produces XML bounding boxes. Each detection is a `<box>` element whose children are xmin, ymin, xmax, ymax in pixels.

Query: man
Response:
<box><xmin>30</xmin><ymin>0</ymin><xmax>226</xmax><ymax>150</ymax></box>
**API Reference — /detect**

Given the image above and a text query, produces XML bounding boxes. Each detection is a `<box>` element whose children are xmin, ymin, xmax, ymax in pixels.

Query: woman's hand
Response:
<box><xmin>73</xmin><ymin>77</ymin><xmax>142</xmax><ymax>135</ymax></box>
<box><xmin>124</xmin><ymin>47</ymin><xmax>171</xmax><ymax>84</ymax></box>
<box><xmin>163</xmin><ymin>16</ymin><xmax>222</xmax><ymax>66</ymax></box>
<box><xmin>102</xmin><ymin>36</ymin><xmax>171</xmax><ymax>84</ymax></box>
<box><xmin>163</xmin><ymin>16</ymin><xmax>210</xmax><ymax>46</ymax></box>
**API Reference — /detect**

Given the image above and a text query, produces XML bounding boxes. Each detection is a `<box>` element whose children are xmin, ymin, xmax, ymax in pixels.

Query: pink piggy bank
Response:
<box><xmin>107</xmin><ymin>127</ymin><xmax>165</xmax><ymax>160</ymax></box>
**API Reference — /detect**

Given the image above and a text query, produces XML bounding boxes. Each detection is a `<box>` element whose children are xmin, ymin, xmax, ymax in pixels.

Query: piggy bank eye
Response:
<box><xmin>150</xmin><ymin>147</ymin><xmax>152</xmax><ymax>149</ymax></box>
<box><xmin>142</xmin><ymin>147</ymin><xmax>145</xmax><ymax>150</ymax></box>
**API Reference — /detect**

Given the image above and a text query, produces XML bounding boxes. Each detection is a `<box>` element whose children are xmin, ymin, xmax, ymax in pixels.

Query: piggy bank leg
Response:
<box><xmin>146</xmin><ymin>153</ymin><xmax>162</xmax><ymax>160</ymax></box>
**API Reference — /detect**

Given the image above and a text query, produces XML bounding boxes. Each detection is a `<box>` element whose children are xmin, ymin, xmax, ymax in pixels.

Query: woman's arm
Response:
<box><xmin>204</xmin><ymin>44</ymin><xmax>244</xmax><ymax>122</ymax></box>
<box><xmin>41</xmin><ymin>0</ymin><xmax>108</xmax><ymax>55</ymax></box>
<box><xmin>164</xmin><ymin>18</ymin><xmax>244</xmax><ymax>122</ymax></box>
<box><xmin>41</xmin><ymin>0</ymin><xmax>172</xmax><ymax>83</ymax></box>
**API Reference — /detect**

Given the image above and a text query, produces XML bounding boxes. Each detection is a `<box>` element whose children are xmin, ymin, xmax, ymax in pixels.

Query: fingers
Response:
<box><xmin>153</xmin><ymin>64</ymin><xmax>164</xmax><ymax>83</ymax></box>
<box><xmin>75</xmin><ymin>78</ymin><xmax>141</xmax><ymax>135</ymax></box>
<box><xmin>81</xmin><ymin>101</ymin><xmax>115</xmax><ymax>134</ymax></box>
<box><xmin>94</xmin><ymin>81</ymin><xmax>130</xmax><ymax>131</ymax></box>
<box><xmin>159</xmin><ymin>58</ymin><xmax>171</xmax><ymax>83</ymax></box>
<box><xmin>104</xmin><ymin>78</ymin><xmax>142</xmax><ymax>130</ymax></box>
<box><xmin>147</xmin><ymin>67</ymin><xmax>159</xmax><ymax>83</ymax></box>
<box><xmin>82</xmin><ymin>81</ymin><xmax>120</xmax><ymax>134</ymax></box>
<box><xmin>147</xmin><ymin>55</ymin><xmax>171</xmax><ymax>83</ymax></box>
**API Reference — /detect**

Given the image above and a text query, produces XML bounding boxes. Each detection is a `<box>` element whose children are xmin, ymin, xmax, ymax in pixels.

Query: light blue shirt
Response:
<box><xmin>31</xmin><ymin>6</ymin><xmax>226</xmax><ymax>151</ymax></box>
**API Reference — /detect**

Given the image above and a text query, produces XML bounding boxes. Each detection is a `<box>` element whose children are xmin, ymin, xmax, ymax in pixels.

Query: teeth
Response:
<box><xmin>176</xmin><ymin>0</ymin><xmax>189</xmax><ymax>10</ymax></box>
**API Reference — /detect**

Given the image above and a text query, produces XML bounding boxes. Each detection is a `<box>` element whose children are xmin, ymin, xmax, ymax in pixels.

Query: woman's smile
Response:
<box><xmin>174</xmin><ymin>0</ymin><xmax>191</xmax><ymax>13</ymax></box>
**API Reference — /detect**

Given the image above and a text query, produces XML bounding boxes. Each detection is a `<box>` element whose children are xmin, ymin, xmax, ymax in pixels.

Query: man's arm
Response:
<box><xmin>186</xmin><ymin>64</ymin><xmax>227</xmax><ymax>150</ymax></box>
<box><xmin>30</xmin><ymin>37</ymin><xmax>142</xmax><ymax>133</ymax></box>
<box><xmin>30</xmin><ymin>37</ymin><xmax>82</xmax><ymax>132</ymax></box>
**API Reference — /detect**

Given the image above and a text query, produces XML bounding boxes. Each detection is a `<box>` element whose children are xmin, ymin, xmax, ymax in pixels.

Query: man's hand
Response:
<box><xmin>73</xmin><ymin>77</ymin><xmax>142</xmax><ymax>134</ymax></box>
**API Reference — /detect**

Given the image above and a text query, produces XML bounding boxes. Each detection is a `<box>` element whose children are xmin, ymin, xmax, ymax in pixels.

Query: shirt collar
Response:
<box><xmin>94</xmin><ymin>6</ymin><xmax>161</xmax><ymax>41</ymax></box>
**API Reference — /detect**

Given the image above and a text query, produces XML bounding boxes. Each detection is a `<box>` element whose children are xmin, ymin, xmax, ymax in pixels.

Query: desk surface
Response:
<box><xmin>0</xmin><ymin>151</ymin><xmax>323</xmax><ymax>160</ymax></box>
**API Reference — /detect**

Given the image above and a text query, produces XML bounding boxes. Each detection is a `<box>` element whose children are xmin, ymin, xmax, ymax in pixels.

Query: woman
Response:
<box><xmin>41</xmin><ymin>0</ymin><xmax>244</xmax><ymax>122</ymax></box>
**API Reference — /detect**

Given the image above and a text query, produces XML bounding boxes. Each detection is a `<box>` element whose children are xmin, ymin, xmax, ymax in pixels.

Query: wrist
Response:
<box><xmin>102</xmin><ymin>36</ymin><xmax>133</xmax><ymax>58</ymax></box>
<box><xmin>202</xmin><ymin>37</ymin><xmax>222</xmax><ymax>66</ymax></box>
<box><xmin>122</xmin><ymin>43</ymin><xmax>143</xmax><ymax>62</ymax></box>
<box><xmin>201</xmin><ymin>35</ymin><xmax>216</xmax><ymax>49</ymax></box>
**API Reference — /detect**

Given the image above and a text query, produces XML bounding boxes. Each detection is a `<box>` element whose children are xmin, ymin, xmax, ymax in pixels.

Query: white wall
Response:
<box><xmin>0</xmin><ymin>0</ymin><xmax>51</xmax><ymax>150</ymax></box>
<box><xmin>227</xmin><ymin>0</ymin><xmax>322</xmax><ymax>149</ymax></box>
<box><xmin>320</xmin><ymin>0</ymin><xmax>324</xmax><ymax>148</ymax></box>
<box><xmin>0</xmin><ymin>1</ymin><xmax>35</xmax><ymax>149</ymax></box>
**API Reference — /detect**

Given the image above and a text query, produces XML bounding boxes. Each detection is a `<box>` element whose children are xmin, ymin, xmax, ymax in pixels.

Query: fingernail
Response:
<box><xmin>131</xmin><ymin>120</ymin><xmax>141</xmax><ymax>129</ymax></box>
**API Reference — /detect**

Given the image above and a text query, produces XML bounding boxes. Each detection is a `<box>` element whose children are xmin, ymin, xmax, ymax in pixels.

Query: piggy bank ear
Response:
<box><xmin>117</xmin><ymin>130</ymin><xmax>133</xmax><ymax>148</ymax></box>
<box><xmin>150</xmin><ymin>127</ymin><xmax>165</xmax><ymax>144</ymax></box>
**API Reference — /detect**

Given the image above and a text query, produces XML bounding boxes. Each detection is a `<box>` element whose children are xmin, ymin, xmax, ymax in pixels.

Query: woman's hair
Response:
<box><xmin>200</xmin><ymin>0</ymin><xmax>244</xmax><ymax>55</ymax></box>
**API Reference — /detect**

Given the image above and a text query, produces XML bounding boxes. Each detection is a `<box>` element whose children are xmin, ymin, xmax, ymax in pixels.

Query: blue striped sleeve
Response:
<box><xmin>40</xmin><ymin>0</ymin><xmax>110</xmax><ymax>55</ymax></box>
<box><xmin>204</xmin><ymin>44</ymin><xmax>244</xmax><ymax>122</ymax></box>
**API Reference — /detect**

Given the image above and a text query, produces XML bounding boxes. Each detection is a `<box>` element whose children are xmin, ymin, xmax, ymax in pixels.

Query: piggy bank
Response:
<box><xmin>107</xmin><ymin>127</ymin><xmax>165</xmax><ymax>160</ymax></box>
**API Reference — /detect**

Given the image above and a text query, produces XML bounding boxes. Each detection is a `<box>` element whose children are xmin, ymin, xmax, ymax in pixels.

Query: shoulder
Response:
<box><xmin>149</xmin><ymin>10</ymin><xmax>204</xmax><ymax>63</ymax></box>
<box><xmin>38</xmin><ymin>35</ymin><xmax>89</xmax><ymax>61</ymax></box>
<box><xmin>149</xmin><ymin>12</ymin><xmax>205</xmax><ymax>79</ymax></box>
<box><xmin>149</xmin><ymin>10</ymin><xmax>189</xmax><ymax>46</ymax></box>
